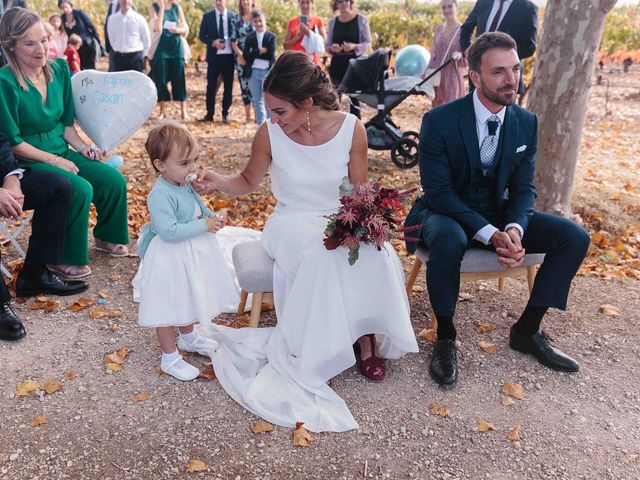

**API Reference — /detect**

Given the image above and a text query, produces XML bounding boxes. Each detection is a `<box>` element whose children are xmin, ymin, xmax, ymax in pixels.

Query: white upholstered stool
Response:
<box><xmin>232</xmin><ymin>241</ymin><xmax>274</xmax><ymax>327</ymax></box>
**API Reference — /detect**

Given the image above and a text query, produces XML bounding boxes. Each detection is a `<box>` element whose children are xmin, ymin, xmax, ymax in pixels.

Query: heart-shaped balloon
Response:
<box><xmin>71</xmin><ymin>70</ymin><xmax>157</xmax><ymax>151</ymax></box>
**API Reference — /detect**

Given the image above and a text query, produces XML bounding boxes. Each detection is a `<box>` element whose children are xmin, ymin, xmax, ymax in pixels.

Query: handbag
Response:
<box><xmin>424</xmin><ymin>26</ymin><xmax>460</xmax><ymax>87</ymax></box>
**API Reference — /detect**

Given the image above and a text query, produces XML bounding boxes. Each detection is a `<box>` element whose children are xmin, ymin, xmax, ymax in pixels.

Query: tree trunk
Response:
<box><xmin>527</xmin><ymin>0</ymin><xmax>617</xmax><ymax>216</ymax></box>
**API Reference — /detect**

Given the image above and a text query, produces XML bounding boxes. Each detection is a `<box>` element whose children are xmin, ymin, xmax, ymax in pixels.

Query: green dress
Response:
<box><xmin>0</xmin><ymin>58</ymin><xmax>129</xmax><ymax>265</ymax></box>
<box><xmin>151</xmin><ymin>2</ymin><xmax>186</xmax><ymax>102</ymax></box>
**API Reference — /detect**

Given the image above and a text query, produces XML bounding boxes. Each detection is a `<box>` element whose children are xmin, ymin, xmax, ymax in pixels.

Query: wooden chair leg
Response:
<box><xmin>526</xmin><ymin>265</ymin><xmax>537</xmax><ymax>294</ymax></box>
<box><xmin>249</xmin><ymin>291</ymin><xmax>264</xmax><ymax>328</ymax></box>
<box><xmin>430</xmin><ymin>312</ymin><xmax>437</xmax><ymax>330</ymax></box>
<box><xmin>498</xmin><ymin>277</ymin><xmax>505</xmax><ymax>292</ymax></box>
<box><xmin>236</xmin><ymin>290</ymin><xmax>248</xmax><ymax>316</ymax></box>
<box><xmin>405</xmin><ymin>257</ymin><xmax>423</xmax><ymax>296</ymax></box>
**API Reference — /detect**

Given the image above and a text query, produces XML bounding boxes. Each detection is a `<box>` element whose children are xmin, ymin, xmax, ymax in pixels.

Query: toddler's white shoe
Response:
<box><xmin>160</xmin><ymin>355</ymin><xmax>199</xmax><ymax>381</ymax></box>
<box><xmin>177</xmin><ymin>333</ymin><xmax>219</xmax><ymax>356</ymax></box>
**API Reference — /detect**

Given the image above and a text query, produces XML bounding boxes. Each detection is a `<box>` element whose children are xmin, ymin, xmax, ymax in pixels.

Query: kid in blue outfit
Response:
<box><xmin>136</xmin><ymin>122</ymin><xmax>239</xmax><ymax>381</ymax></box>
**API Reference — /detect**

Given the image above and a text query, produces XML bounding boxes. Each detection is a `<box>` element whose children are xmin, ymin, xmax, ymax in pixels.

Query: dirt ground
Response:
<box><xmin>0</xmin><ymin>64</ymin><xmax>639</xmax><ymax>480</ymax></box>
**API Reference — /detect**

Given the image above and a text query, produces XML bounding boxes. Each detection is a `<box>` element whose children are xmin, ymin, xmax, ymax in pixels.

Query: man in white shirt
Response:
<box><xmin>106</xmin><ymin>0</ymin><xmax>149</xmax><ymax>72</ymax></box>
<box><xmin>405</xmin><ymin>33</ymin><xmax>589</xmax><ymax>386</ymax></box>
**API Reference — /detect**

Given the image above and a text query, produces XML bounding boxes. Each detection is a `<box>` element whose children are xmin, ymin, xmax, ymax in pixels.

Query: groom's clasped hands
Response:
<box><xmin>490</xmin><ymin>228</ymin><xmax>525</xmax><ymax>268</ymax></box>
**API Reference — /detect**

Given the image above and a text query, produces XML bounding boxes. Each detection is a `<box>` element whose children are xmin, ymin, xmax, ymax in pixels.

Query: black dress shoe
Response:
<box><xmin>222</xmin><ymin>116</ymin><xmax>229</xmax><ymax>124</ymax></box>
<box><xmin>198</xmin><ymin>115</ymin><xmax>213</xmax><ymax>122</ymax></box>
<box><xmin>509</xmin><ymin>326</ymin><xmax>580</xmax><ymax>372</ymax></box>
<box><xmin>0</xmin><ymin>302</ymin><xmax>26</xmax><ymax>341</ymax></box>
<box><xmin>15</xmin><ymin>271</ymin><xmax>89</xmax><ymax>298</ymax></box>
<box><xmin>430</xmin><ymin>339</ymin><xmax>458</xmax><ymax>386</ymax></box>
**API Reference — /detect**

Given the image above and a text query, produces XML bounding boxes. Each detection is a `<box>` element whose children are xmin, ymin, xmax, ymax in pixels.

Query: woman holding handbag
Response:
<box><xmin>425</xmin><ymin>0</ymin><xmax>466</xmax><ymax>107</ymax></box>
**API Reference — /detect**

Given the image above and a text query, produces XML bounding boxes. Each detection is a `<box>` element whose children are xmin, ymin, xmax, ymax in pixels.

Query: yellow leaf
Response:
<box><xmin>502</xmin><ymin>382</ymin><xmax>525</xmax><ymax>400</ymax></box>
<box><xmin>474</xmin><ymin>321</ymin><xmax>493</xmax><ymax>333</ymax></box>
<box><xmin>251</xmin><ymin>420</ymin><xmax>274</xmax><ymax>434</ymax></box>
<box><xmin>186</xmin><ymin>459</ymin><xmax>207</xmax><ymax>473</ymax></box>
<box><xmin>501</xmin><ymin>396</ymin><xmax>516</xmax><ymax>406</ymax></box>
<box><xmin>599</xmin><ymin>304</ymin><xmax>620</xmax><ymax>317</ymax></box>
<box><xmin>507</xmin><ymin>425</ymin><xmax>521</xmax><ymax>442</ymax></box>
<box><xmin>476</xmin><ymin>420</ymin><xmax>496</xmax><ymax>432</ymax></box>
<box><xmin>65</xmin><ymin>370</ymin><xmax>77</xmax><ymax>380</ymax></box>
<box><xmin>429</xmin><ymin>403</ymin><xmax>451</xmax><ymax>418</ymax></box>
<box><xmin>417</xmin><ymin>328</ymin><xmax>437</xmax><ymax>342</ymax></box>
<box><xmin>16</xmin><ymin>380</ymin><xmax>40</xmax><ymax>397</ymax></box>
<box><xmin>478</xmin><ymin>341</ymin><xmax>497</xmax><ymax>353</ymax></box>
<box><xmin>133</xmin><ymin>391</ymin><xmax>150</xmax><ymax>402</ymax></box>
<box><xmin>41</xmin><ymin>379</ymin><xmax>63</xmax><ymax>395</ymax></box>
<box><xmin>292</xmin><ymin>421</ymin><xmax>315</xmax><ymax>447</ymax></box>
<box><xmin>31</xmin><ymin>415</ymin><xmax>48</xmax><ymax>427</ymax></box>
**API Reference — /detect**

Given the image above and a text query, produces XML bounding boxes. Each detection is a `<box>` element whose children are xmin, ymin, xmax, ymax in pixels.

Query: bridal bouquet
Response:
<box><xmin>323</xmin><ymin>177</ymin><xmax>420</xmax><ymax>265</ymax></box>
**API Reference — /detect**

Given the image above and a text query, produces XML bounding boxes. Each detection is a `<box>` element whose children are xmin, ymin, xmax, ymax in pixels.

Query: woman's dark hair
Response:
<box><xmin>263</xmin><ymin>51</ymin><xmax>339</xmax><ymax>110</ymax></box>
<box><xmin>57</xmin><ymin>0</ymin><xmax>73</xmax><ymax>9</ymax></box>
<box><xmin>331</xmin><ymin>0</ymin><xmax>353</xmax><ymax>12</ymax></box>
<box><xmin>467</xmin><ymin>31</ymin><xmax>517</xmax><ymax>72</ymax></box>
<box><xmin>250</xmin><ymin>8</ymin><xmax>264</xmax><ymax>20</ymax></box>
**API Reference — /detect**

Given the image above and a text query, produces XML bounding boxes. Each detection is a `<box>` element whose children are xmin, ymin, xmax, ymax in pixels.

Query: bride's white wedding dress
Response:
<box><xmin>202</xmin><ymin>113</ymin><xmax>419</xmax><ymax>432</ymax></box>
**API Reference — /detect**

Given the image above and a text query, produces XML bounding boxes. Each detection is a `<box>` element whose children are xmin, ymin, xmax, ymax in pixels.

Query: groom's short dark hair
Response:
<box><xmin>467</xmin><ymin>32</ymin><xmax>517</xmax><ymax>72</ymax></box>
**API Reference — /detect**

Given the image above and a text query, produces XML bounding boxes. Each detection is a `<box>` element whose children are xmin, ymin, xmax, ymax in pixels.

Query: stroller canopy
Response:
<box><xmin>339</xmin><ymin>48</ymin><xmax>390</xmax><ymax>94</ymax></box>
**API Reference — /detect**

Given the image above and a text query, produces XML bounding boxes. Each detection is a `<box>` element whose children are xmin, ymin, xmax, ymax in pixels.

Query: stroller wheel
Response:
<box><xmin>402</xmin><ymin>130</ymin><xmax>420</xmax><ymax>143</ymax></box>
<box><xmin>391</xmin><ymin>137</ymin><xmax>419</xmax><ymax>169</ymax></box>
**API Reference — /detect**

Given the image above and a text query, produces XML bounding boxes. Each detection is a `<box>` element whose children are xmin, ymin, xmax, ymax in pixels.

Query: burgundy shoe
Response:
<box><xmin>355</xmin><ymin>334</ymin><xmax>386</xmax><ymax>382</ymax></box>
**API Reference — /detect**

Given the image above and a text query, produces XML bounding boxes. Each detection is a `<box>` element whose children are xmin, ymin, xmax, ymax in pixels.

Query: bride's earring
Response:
<box><xmin>306</xmin><ymin>110</ymin><xmax>312</xmax><ymax>133</ymax></box>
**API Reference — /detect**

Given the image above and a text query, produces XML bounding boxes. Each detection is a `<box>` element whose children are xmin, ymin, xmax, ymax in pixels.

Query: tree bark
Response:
<box><xmin>527</xmin><ymin>0</ymin><xmax>618</xmax><ymax>216</ymax></box>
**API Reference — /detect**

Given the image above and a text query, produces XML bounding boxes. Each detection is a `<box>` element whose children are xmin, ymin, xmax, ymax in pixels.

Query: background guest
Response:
<box><xmin>198</xmin><ymin>0</ymin><xmax>238</xmax><ymax>123</ymax></box>
<box><xmin>48</xmin><ymin>14</ymin><xmax>67</xmax><ymax>58</ymax></box>
<box><xmin>427</xmin><ymin>0</ymin><xmax>466</xmax><ymax>107</ymax></box>
<box><xmin>44</xmin><ymin>22</ymin><xmax>59</xmax><ymax>59</ymax></box>
<box><xmin>0</xmin><ymin>8</ymin><xmax>130</xmax><ymax>280</ymax></box>
<box><xmin>107</xmin><ymin>0</ymin><xmax>149</xmax><ymax>72</ymax></box>
<box><xmin>232</xmin><ymin>0</ymin><xmax>254</xmax><ymax>123</ymax></box>
<box><xmin>283</xmin><ymin>0</ymin><xmax>326</xmax><ymax>65</ymax></box>
<box><xmin>325</xmin><ymin>0</ymin><xmax>370</xmax><ymax>117</ymax></box>
<box><xmin>242</xmin><ymin>8</ymin><xmax>275</xmax><ymax>125</ymax></box>
<box><xmin>3</xmin><ymin>1</ymin><xmax>27</xmax><ymax>10</ymax></box>
<box><xmin>64</xmin><ymin>33</ymin><xmax>81</xmax><ymax>73</ymax></box>
<box><xmin>58</xmin><ymin>0</ymin><xmax>102</xmax><ymax>71</ymax></box>
<box><xmin>148</xmin><ymin>0</ymin><xmax>189</xmax><ymax>120</ymax></box>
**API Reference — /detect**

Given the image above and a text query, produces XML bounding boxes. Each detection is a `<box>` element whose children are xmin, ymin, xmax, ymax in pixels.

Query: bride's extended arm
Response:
<box><xmin>197</xmin><ymin>123</ymin><xmax>271</xmax><ymax>196</ymax></box>
<box><xmin>347</xmin><ymin>120</ymin><xmax>368</xmax><ymax>186</ymax></box>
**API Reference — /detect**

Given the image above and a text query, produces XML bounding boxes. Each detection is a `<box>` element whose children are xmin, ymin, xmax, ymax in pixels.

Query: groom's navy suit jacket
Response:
<box><xmin>404</xmin><ymin>93</ymin><xmax>538</xmax><ymax>254</ymax></box>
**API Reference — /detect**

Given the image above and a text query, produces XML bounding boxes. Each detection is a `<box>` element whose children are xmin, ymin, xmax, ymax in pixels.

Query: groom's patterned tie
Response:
<box><xmin>480</xmin><ymin>115</ymin><xmax>501</xmax><ymax>176</ymax></box>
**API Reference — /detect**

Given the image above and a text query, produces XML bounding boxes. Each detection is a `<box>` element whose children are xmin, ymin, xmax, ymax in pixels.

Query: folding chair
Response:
<box><xmin>0</xmin><ymin>211</ymin><xmax>34</xmax><ymax>278</ymax></box>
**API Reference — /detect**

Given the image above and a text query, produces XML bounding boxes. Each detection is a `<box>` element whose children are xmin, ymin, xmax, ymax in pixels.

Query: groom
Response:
<box><xmin>405</xmin><ymin>32</ymin><xmax>590</xmax><ymax>386</ymax></box>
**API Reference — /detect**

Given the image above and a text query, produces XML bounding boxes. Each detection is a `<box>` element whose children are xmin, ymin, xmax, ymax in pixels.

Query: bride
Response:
<box><xmin>196</xmin><ymin>51</ymin><xmax>418</xmax><ymax>432</ymax></box>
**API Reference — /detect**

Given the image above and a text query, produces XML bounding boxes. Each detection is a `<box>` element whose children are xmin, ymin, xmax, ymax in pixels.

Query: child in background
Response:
<box><xmin>64</xmin><ymin>34</ymin><xmax>82</xmax><ymax>74</ymax></box>
<box><xmin>135</xmin><ymin>122</ymin><xmax>239</xmax><ymax>381</ymax></box>
<box><xmin>44</xmin><ymin>23</ymin><xmax>59</xmax><ymax>59</ymax></box>
<box><xmin>48</xmin><ymin>14</ymin><xmax>67</xmax><ymax>58</ymax></box>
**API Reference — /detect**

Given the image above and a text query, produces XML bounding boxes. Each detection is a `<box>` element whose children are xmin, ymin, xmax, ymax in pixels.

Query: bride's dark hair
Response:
<box><xmin>263</xmin><ymin>51</ymin><xmax>339</xmax><ymax>110</ymax></box>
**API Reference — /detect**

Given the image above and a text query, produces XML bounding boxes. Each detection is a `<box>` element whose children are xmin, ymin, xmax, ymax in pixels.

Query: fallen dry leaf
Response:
<box><xmin>628</xmin><ymin>454</ymin><xmax>638</xmax><ymax>463</ymax></box>
<box><xmin>411</xmin><ymin>284</ymin><xmax>425</xmax><ymax>293</ymax></box>
<box><xmin>133</xmin><ymin>391</ymin><xmax>150</xmax><ymax>402</ymax></box>
<box><xmin>90</xmin><ymin>305</ymin><xmax>122</xmax><ymax>320</ymax></box>
<box><xmin>418</xmin><ymin>328</ymin><xmax>437</xmax><ymax>342</ymax></box>
<box><xmin>31</xmin><ymin>415</ymin><xmax>48</xmax><ymax>427</ymax></box>
<box><xmin>41</xmin><ymin>379</ymin><xmax>63</xmax><ymax>395</ymax></box>
<box><xmin>103</xmin><ymin>348</ymin><xmax>132</xmax><ymax>373</ymax></box>
<box><xmin>98</xmin><ymin>292</ymin><xmax>109</xmax><ymax>299</ymax></box>
<box><xmin>65</xmin><ymin>370</ymin><xmax>77</xmax><ymax>380</ymax></box>
<box><xmin>502</xmin><ymin>382</ymin><xmax>526</xmax><ymax>400</ymax></box>
<box><xmin>68</xmin><ymin>297</ymin><xmax>94</xmax><ymax>312</ymax></box>
<box><xmin>292</xmin><ymin>421</ymin><xmax>315</xmax><ymax>447</ymax></box>
<box><xmin>186</xmin><ymin>459</ymin><xmax>207</xmax><ymax>473</ymax></box>
<box><xmin>507</xmin><ymin>425</ymin><xmax>521</xmax><ymax>442</ymax></box>
<box><xmin>474</xmin><ymin>321</ymin><xmax>493</xmax><ymax>333</ymax></box>
<box><xmin>28</xmin><ymin>297</ymin><xmax>60</xmax><ymax>313</ymax></box>
<box><xmin>110</xmin><ymin>322</ymin><xmax>119</xmax><ymax>333</ymax></box>
<box><xmin>478</xmin><ymin>341</ymin><xmax>498</xmax><ymax>353</ymax></box>
<box><xmin>154</xmin><ymin>366</ymin><xmax>167</xmax><ymax>376</ymax></box>
<box><xmin>16</xmin><ymin>380</ymin><xmax>40</xmax><ymax>397</ymax></box>
<box><xmin>429</xmin><ymin>403</ymin><xmax>451</xmax><ymax>418</ymax></box>
<box><xmin>110</xmin><ymin>274</ymin><xmax>121</xmax><ymax>281</ymax></box>
<box><xmin>230</xmin><ymin>314</ymin><xmax>251</xmax><ymax>329</ymax></box>
<box><xmin>476</xmin><ymin>420</ymin><xmax>496</xmax><ymax>432</ymax></box>
<box><xmin>501</xmin><ymin>396</ymin><xmax>516</xmax><ymax>406</ymax></box>
<box><xmin>198</xmin><ymin>368</ymin><xmax>216</xmax><ymax>381</ymax></box>
<box><xmin>251</xmin><ymin>420</ymin><xmax>274</xmax><ymax>434</ymax></box>
<box><xmin>599</xmin><ymin>304</ymin><xmax>620</xmax><ymax>317</ymax></box>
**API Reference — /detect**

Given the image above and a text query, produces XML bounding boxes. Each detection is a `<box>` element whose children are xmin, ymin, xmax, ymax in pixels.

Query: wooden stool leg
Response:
<box><xmin>498</xmin><ymin>277</ymin><xmax>505</xmax><ymax>292</ymax></box>
<box><xmin>249</xmin><ymin>291</ymin><xmax>264</xmax><ymax>328</ymax></box>
<box><xmin>236</xmin><ymin>290</ymin><xmax>248</xmax><ymax>316</ymax></box>
<box><xmin>526</xmin><ymin>265</ymin><xmax>537</xmax><ymax>294</ymax></box>
<box><xmin>405</xmin><ymin>257</ymin><xmax>424</xmax><ymax>296</ymax></box>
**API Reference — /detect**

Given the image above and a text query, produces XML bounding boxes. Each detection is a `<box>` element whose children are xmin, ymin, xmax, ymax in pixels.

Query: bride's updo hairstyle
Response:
<box><xmin>263</xmin><ymin>51</ymin><xmax>339</xmax><ymax>110</ymax></box>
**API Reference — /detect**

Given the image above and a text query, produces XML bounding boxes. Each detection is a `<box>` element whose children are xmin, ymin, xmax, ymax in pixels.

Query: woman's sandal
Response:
<box><xmin>355</xmin><ymin>334</ymin><xmax>386</xmax><ymax>382</ymax></box>
<box><xmin>94</xmin><ymin>239</ymin><xmax>129</xmax><ymax>258</ymax></box>
<box><xmin>47</xmin><ymin>264</ymin><xmax>92</xmax><ymax>280</ymax></box>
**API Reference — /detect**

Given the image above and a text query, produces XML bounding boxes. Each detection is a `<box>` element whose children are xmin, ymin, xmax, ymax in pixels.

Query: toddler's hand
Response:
<box><xmin>205</xmin><ymin>213</ymin><xmax>226</xmax><ymax>233</ymax></box>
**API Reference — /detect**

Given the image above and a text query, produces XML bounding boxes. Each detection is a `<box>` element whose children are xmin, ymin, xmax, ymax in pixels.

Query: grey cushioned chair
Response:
<box><xmin>232</xmin><ymin>241</ymin><xmax>274</xmax><ymax>327</ymax></box>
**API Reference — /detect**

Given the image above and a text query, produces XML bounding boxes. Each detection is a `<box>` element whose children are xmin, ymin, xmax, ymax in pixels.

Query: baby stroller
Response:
<box><xmin>339</xmin><ymin>48</ymin><xmax>457</xmax><ymax>169</ymax></box>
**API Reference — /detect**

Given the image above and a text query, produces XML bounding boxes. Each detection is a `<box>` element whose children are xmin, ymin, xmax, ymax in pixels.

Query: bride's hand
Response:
<box><xmin>192</xmin><ymin>168</ymin><xmax>219</xmax><ymax>193</ymax></box>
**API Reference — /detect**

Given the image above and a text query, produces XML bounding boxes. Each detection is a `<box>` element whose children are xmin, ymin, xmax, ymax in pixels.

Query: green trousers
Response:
<box><xmin>24</xmin><ymin>151</ymin><xmax>129</xmax><ymax>265</ymax></box>
<box><xmin>152</xmin><ymin>57</ymin><xmax>187</xmax><ymax>102</ymax></box>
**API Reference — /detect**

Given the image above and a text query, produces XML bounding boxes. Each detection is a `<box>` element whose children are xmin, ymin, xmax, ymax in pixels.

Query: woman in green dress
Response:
<box><xmin>0</xmin><ymin>8</ymin><xmax>130</xmax><ymax>279</ymax></box>
<box><xmin>148</xmin><ymin>0</ymin><xmax>189</xmax><ymax>120</ymax></box>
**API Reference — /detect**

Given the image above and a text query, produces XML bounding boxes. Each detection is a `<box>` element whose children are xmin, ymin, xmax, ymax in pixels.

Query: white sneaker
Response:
<box><xmin>160</xmin><ymin>355</ymin><xmax>199</xmax><ymax>381</ymax></box>
<box><xmin>177</xmin><ymin>334</ymin><xmax>219</xmax><ymax>356</ymax></box>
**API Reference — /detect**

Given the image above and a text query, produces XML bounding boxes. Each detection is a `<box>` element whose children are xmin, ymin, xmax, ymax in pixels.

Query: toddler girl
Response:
<box><xmin>136</xmin><ymin>122</ymin><xmax>239</xmax><ymax>381</ymax></box>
